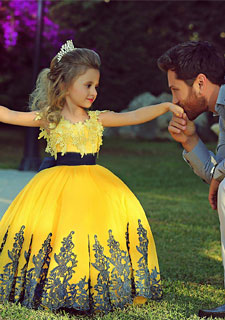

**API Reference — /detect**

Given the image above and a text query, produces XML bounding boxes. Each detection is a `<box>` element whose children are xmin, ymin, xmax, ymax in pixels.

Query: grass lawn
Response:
<box><xmin>0</xmin><ymin>126</ymin><xmax>224</xmax><ymax>319</ymax></box>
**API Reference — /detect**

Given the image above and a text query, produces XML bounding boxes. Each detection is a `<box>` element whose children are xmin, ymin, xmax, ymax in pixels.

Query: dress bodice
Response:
<box><xmin>38</xmin><ymin>110</ymin><xmax>105</xmax><ymax>159</ymax></box>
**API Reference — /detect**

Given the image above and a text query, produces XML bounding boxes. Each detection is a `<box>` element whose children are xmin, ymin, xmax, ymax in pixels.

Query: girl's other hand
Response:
<box><xmin>168</xmin><ymin>103</ymin><xmax>184</xmax><ymax>118</ymax></box>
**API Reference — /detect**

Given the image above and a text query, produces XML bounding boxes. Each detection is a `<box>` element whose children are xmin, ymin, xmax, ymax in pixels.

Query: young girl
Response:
<box><xmin>0</xmin><ymin>40</ymin><xmax>183</xmax><ymax>314</ymax></box>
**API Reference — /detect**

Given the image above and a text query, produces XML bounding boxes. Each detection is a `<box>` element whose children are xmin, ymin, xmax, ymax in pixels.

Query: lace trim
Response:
<box><xmin>38</xmin><ymin>110</ymin><xmax>107</xmax><ymax>159</ymax></box>
<box><xmin>34</xmin><ymin>112</ymin><xmax>42</xmax><ymax>121</ymax></box>
<box><xmin>0</xmin><ymin>220</ymin><xmax>162</xmax><ymax>312</ymax></box>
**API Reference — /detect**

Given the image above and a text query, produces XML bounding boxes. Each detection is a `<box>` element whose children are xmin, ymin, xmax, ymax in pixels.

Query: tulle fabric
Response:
<box><xmin>0</xmin><ymin>164</ymin><xmax>162</xmax><ymax>312</ymax></box>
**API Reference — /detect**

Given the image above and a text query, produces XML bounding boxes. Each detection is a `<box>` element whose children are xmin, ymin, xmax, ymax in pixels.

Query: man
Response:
<box><xmin>158</xmin><ymin>40</ymin><xmax>225</xmax><ymax>318</ymax></box>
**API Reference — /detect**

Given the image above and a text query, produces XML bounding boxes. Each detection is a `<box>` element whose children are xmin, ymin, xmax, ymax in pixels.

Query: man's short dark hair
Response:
<box><xmin>157</xmin><ymin>41</ymin><xmax>225</xmax><ymax>86</ymax></box>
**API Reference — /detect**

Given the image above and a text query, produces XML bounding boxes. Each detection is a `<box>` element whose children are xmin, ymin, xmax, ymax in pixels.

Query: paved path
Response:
<box><xmin>0</xmin><ymin>169</ymin><xmax>36</xmax><ymax>219</ymax></box>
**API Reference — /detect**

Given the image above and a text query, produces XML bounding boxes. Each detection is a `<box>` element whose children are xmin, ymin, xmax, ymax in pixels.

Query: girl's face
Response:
<box><xmin>66</xmin><ymin>68</ymin><xmax>100</xmax><ymax>109</ymax></box>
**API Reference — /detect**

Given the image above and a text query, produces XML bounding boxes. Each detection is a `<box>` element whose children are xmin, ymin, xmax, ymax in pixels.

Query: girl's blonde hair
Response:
<box><xmin>29</xmin><ymin>48</ymin><xmax>101</xmax><ymax>127</ymax></box>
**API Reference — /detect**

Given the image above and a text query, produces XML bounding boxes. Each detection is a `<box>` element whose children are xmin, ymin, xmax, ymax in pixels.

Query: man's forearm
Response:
<box><xmin>183</xmin><ymin>139</ymin><xmax>218</xmax><ymax>184</ymax></box>
<box><xmin>182</xmin><ymin>133</ymin><xmax>200</xmax><ymax>152</ymax></box>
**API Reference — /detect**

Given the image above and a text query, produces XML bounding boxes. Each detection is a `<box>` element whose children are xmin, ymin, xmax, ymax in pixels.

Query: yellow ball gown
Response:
<box><xmin>0</xmin><ymin>110</ymin><xmax>162</xmax><ymax>313</ymax></box>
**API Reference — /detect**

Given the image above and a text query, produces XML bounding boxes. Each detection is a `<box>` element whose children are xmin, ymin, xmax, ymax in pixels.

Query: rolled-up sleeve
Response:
<box><xmin>183</xmin><ymin>111</ymin><xmax>225</xmax><ymax>184</ymax></box>
<box><xmin>183</xmin><ymin>139</ymin><xmax>217</xmax><ymax>184</ymax></box>
<box><xmin>214</xmin><ymin>160</ymin><xmax>225</xmax><ymax>182</ymax></box>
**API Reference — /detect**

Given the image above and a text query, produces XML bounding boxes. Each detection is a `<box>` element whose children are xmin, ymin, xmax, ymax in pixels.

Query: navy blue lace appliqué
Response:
<box><xmin>41</xmin><ymin>231</ymin><xmax>90</xmax><ymax>311</ymax></box>
<box><xmin>0</xmin><ymin>225</ymin><xmax>25</xmax><ymax>302</ymax></box>
<box><xmin>0</xmin><ymin>221</ymin><xmax>162</xmax><ymax>312</ymax></box>
<box><xmin>136</xmin><ymin>220</ymin><xmax>162</xmax><ymax>300</ymax></box>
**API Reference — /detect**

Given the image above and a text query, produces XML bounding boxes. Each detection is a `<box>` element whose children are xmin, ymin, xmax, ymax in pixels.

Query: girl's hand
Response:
<box><xmin>168</xmin><ymin>103</ymin><xmax>184</xmax><ymax>118</ymax></box>
<box><xmin>99</xmin><ymin>102</ymin><xmax>184</xmax><ymax>127</ymax></box>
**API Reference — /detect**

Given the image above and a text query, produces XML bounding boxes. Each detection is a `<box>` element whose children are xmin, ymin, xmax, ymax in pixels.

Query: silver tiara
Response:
<box><xmin>57</xmin><ymin>40</ymin><xmax>76</xmax><ymax>62</ymax></box>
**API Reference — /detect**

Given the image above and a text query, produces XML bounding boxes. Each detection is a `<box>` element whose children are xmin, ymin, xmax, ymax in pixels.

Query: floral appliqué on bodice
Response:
<box><xmin>37</xmin><ymin>110</ymin><xmax>106</xmax><ymax>159</ymax></box>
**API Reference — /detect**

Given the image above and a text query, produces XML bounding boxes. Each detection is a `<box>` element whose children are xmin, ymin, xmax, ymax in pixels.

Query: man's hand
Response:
<box><xmin>168</xmin><ymin>113</ymin><xmax>199</xmax><ymax>152</ymax></box>
<box><xmin>208</xmin><ymin>178</ymin><xmax>220</xmax><ymax>210</ymax></box>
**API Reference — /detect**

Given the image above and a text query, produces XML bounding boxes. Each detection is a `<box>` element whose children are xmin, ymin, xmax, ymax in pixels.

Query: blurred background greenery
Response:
<box><xmin>0</xmin><ymin>0</ymin><xmax>224</xmax><ymax>168</ymax></box>
<box><xmin>0</xmin><ymin>0</ymin><xmax>224</xmax><ymax>112</ymax></box>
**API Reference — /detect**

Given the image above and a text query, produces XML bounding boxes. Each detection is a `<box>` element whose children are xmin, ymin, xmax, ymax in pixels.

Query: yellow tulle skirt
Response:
<box><xmin>0</xmin><ymin>165</ymin><xmax>162</xmax><ymax>313</ymax></box>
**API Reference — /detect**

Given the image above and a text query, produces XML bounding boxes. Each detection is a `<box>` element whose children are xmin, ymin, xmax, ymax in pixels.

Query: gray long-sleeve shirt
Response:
<box><xmin>183</xmin><ymin>85</ymin><xmax>225</xmax><ymax>184</ymax></box>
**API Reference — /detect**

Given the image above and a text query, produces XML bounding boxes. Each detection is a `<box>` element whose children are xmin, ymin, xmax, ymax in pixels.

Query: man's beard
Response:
<box><xmin>178</xmin><ymin>92</ymin><xmax>208</xmax><ymax>121</ymax></box>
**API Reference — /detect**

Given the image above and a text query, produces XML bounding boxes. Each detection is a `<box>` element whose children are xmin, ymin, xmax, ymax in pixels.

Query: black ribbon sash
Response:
<box><xmin>39</xmin><ymin>152</ymin><xmax>97</xmax><ymax>171</ymax></box>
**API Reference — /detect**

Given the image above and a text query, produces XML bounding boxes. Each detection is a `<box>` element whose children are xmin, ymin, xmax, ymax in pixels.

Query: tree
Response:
<box><xmin>0</xmin><ymin>0</ymin><xmax>73</xmax><ymax>110</ymax></box>
<box><xmin>49</xmin><ymin>0</ymin><xmax>225</xmax><ymax>110</ymax></box>
<box><xmin>0</xmin><ymin>0</ymin><xmax>224</xmax><ymax>112</ymax></box>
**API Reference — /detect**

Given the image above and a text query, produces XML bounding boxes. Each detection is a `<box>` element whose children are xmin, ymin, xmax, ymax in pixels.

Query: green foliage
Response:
<box><xmin>0</xmin><ymin>1</ymin><xmax>224</xmax><ymax>112</ymax></box>
<box><xmin>49</xmin><ymin>0</ymin><xmax>225</xmax><ymax>110</ymax></box>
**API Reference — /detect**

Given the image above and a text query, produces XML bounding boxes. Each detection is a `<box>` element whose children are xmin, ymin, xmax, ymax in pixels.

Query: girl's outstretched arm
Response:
<box><xmin>99</xmin><ymin>102</ymin><xmax>183</xmax><ymax>127</ymax></box>
<box><xmin>0</xmin><ymin>106</ymin><xmax>43</xmax><ymax>127</ymax></box>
